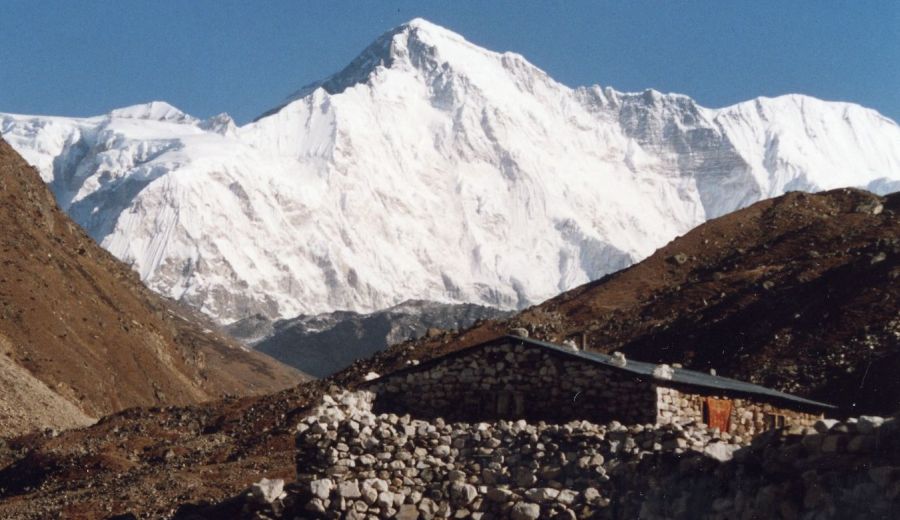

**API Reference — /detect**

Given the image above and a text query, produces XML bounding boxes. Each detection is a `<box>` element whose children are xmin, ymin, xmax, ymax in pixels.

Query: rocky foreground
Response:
<box><xmin>180</xmin><ymin>389</ymin><xmax>899</xmax><ymax>519</ymax></box>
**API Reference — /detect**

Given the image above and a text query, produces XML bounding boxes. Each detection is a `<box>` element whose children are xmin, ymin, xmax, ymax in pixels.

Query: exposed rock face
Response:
<box><xmin>0</xmin><ymin>138</ymin><xmax>305</xmax><ymax>437</ymax></box>
<box><xmin>239</xmin><ymin>300</ymin><xmax>510</xmax><ymax>378</ymax></box>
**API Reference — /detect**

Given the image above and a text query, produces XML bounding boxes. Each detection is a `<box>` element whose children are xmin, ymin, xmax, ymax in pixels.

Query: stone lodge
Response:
<box><xmin>362</xmin><ymin>336</ymin><xmax>834</xmax><ymax>438</ymax></box>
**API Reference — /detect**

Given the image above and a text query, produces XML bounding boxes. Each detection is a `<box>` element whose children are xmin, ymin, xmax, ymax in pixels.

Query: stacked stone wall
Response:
<box><xmin>290</xmin><ymin>390</ymin><xmax>746</xmax><ymax>519</ymax></box>
<box><xmin>187</xmin><ymin>394</ymin><xmax>896</xmax><ymax>519</ymax></box>
<box><xmin>656</xmin><ymin>386</ymin><xmax>823</xmax><ymax>438</ymax></box>
<box><xmin>368</xmin><ymin>342</ymin><xmax>657</xmax><ymax>424</ymax></box>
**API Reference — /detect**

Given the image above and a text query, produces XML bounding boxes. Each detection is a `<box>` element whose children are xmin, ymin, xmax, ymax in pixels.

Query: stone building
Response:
<box><xmin>363</xmin><ymin>335</ymin><xmax>834</xmax><ymax>438</ymax></box>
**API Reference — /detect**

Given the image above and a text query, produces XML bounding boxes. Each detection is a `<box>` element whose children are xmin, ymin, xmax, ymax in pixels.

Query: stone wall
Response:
<box><xmin>181</xmin><ymin>394</ymin><xmax>896</xmax><ymax>519</ymax></box>
<box><xmin>620</xmin><ymin>414</ymin><xmax>900</xmax><ymax>520</ymax></box>
<box><xmin>290</xmin><ymin>390</ymin><xmax>747</xmax><ymax>520</ymax></box>
<box><xmin>367</xmin><ymin>342</ymin><xmax>657</xmax><ymax>425</ymax></box>
<box><xmin>656</xmin><ymin>386</ymin><xmax>823</xmax><ymax>439</ymax></box>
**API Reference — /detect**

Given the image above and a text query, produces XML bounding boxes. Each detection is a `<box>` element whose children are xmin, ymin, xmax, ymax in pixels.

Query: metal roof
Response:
<box><xmin>366</xmin><ymin>335</ymin><xmax>836</xmax><ymax>410</ymax></box>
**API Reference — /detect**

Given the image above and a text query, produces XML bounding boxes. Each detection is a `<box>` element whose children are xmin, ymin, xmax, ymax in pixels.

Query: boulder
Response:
<box><xmin>510</xmin><ymin>501</ymin><xmax>541</xmax><ymax>520</ymax></box>
<box><xmin>309</xmin><ymin>478</ymin><xmax>334</xmax><ymax>500</ymax></box>
<box><xmin>250</xmin><ymin>478</ymin><xmax>285</xmax><ymax>503</ymax></box>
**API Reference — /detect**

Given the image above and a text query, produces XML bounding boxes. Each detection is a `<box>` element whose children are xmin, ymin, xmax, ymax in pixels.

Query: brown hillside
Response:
<box><xmin>0</xmin><ymin>138</ymin><xmax>305</xmax><ymax>437</ymax></box>
<box><xmin>336</xmin><ymin>189</ymin><xmax>900</xmax><ymax>415</ymax></box>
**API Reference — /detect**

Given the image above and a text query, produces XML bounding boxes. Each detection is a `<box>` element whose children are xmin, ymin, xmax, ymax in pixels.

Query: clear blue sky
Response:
<box><xmin>2</xmin><ymin>1</ymin><xmax>898</xmax><ymax>124</ymax></box>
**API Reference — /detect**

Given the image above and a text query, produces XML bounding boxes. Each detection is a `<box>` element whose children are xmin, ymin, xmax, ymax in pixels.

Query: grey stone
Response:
<box><xmin>514</xmin><ymin>466</ymin><xmax>537</xmax><ymax>487</ymax></box>
<box><xmin>525</xmin><ymin>487</ymin><xmax>560</xmax><ymax>503</ymax></box>
<box><xmin>305</xmin><ymin>498</ymin><xmax>328</xmax><ymax>514</ymax></box>
<box><xmin>433</xmin><ymin>445</ymin><xmax>451</xmax><ymax>458</ymax></box>
<box><xmin>447</xmin><ymin>469</ymin><xmax>467</xmax><ymax>482</ymax></box>
<box><xmin>510</xmin><ymin>501</ymin><xmax>541</xmax><ymax>520</ymax></box>
<box><xmin>583</xmin><ymin>487</ymin><xmax>601</xmax><ymax>504</ymax></box>
<box><xmin>338</xmin><ymin>479</ymin><xmax>362</xmax><ymax>499</ymax></box>
<box><xmin>396</xmin><ymin>504</ymin><xmax>420</xmax><ymax>520</ymax></box>
<box><xmin>449</xmin><ymin>482</ymin><xmax>478</xmax><ymax>505</ymax></box>
<box><xmin>486</xmin><ymin>487</ymin><xmax>514</xmax><ymax>503</ymax></box>
<box><xmin>556</xmin><ymin>489</ymin><xmax>578</xmax><ymax>506</ymax></box>
<box><xmin>869</xmin><ymin>466</ymin><xmax>899</xmax><ymax>487</ymax></box>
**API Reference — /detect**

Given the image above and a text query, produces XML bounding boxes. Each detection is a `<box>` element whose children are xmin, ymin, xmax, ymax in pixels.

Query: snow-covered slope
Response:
<box><xmin>3</xmin><ymin>18</ymin><xmax>900</xmax><ymax>324</ymax></box>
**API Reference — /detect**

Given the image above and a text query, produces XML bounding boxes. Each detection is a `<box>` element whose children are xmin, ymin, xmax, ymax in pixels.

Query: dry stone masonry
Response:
<box><xmin>367</xmin><ymin>342</ymin><xmax>657</xmax><ymax>424</ymax></box>
<box><xmin>188</xmin><ymin>388</ymin><xmax>897</xmax><ymax>519</ymax></box>
<box><xmin>290</xmin><ymin>389</ymin><xmax>746</xmax><ymax>519</ymax></box>
<box><xmin>365</xmin><ymin>338</ymin><xmax>827</xmax><ymax>436</ymax></box>
<box><xmin>656</xmin><ymin>386</ymin><xmax>821</xmax><ymax>438</ymax></box>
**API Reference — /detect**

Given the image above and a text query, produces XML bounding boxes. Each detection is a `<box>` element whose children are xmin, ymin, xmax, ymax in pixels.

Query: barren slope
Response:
<box><xmin>0</xmin><ymin>335</ymin><xmax>93</xmax><ymax>437</ymax></box>
<box><xmin>0</xmin><ymin>138</ymin><xmax>305</xmax><ymax>437</ymax></box>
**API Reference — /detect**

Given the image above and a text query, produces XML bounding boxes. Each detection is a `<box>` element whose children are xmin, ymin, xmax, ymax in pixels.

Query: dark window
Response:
<box><xmin>496</xmin><ymin>391</ymin><xmax>510</xmax><ymax>416</ymax></box>
<box><xmin>764</xmin><ymin>413</ymin><xmax>786</xmax><ymax>430</ymax></box>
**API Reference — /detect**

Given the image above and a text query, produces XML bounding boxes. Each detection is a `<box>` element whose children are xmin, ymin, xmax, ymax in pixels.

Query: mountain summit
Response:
<box><xmin>268</xmin><ymin>18</ymin><xmax>542</xmax><ymax>111</ymax></box>
<box><xmin>2</xmin><ymin>19</ymin><xmax>900</xmax><ymax>324</ymax></box>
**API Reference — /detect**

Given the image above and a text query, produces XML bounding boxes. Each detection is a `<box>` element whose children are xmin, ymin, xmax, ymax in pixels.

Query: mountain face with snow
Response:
<box><xmin>2</xmin><ymin>19</ymin><xmax>899</xmax><ymax>324</ymax></box>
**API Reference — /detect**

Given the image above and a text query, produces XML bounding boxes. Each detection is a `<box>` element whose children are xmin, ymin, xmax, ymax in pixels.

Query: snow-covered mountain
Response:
<box><xmin>2</xmin><ymin>18</ymin><xmax>899</xmax><ymax>324</ymax></box>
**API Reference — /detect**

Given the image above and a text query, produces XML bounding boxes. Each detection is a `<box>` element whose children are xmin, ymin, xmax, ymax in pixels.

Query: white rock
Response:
<box><xmin>250</xmin><ymin>478</ymin><xmax>285</xmax><ymax>503</ymax></box>
<box><xmin>310</xmin><ymin>478</ymin><xmax>334</xmax><ymax>500</ymax></box>
<box><xmin>703</xmin><ymin>442</ymin><xmax>738</xmax><ymax>462</ymax></box>
<box><xmin>377</xmin><ymin>491</ymin><xmax>395</xmax><ymax>510</ymax></box>
<box><xmin>652</xmin><ymin>364</ymin><xmax>674</xmax><ymax>380</ymax></box>
<box><xmin>814</xmin><ymin>419</ymin><xmax>839</xmax><ymax>434</ymax></box>
<box><xmin>857</xmin><ymin>415</ymin><xmax>884</xmax><ymax>434</ymax></box>
<box><xmin>338</xmin><ymin>479</ymin><xmax>362</xmax><ymax>499</ymax></box>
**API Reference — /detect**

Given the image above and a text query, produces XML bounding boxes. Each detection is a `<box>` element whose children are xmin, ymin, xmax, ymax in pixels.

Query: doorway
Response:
<box><xmin>704</xmin><ymin>397</ymin><xmax>733</xmax><ymax>432</ymax></box>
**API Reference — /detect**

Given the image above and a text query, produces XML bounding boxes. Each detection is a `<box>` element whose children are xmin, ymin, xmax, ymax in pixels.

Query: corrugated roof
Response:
<box><xmin>366</xmin><ymin>335</ymin><xmax>836</xmax><ymax>410</ymax></box>
<box><xmin>519</xmin><ymin>336</ymin><xmax>835</xmax><ymax>410</ymax></box>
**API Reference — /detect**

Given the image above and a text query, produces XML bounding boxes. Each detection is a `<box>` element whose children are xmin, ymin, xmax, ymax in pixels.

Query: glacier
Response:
<box><xmin>2</xmin><ymin>18</ymin><xmax>899</xmax><ymax>324</ymax></box>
